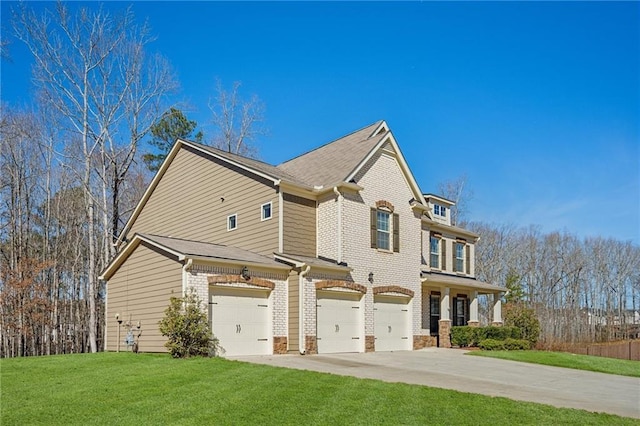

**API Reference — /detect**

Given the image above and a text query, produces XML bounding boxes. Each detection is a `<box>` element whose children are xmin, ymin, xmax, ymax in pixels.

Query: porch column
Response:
<box><xmin>492</xmin><ymin>292</ymin><xmax>503</xmax><ymax>326</ymax></box>
<box><xmin>438</xmin><ymin>287</ymin><xmax>451</xmax><ymax>348</ymax></box>
<box><xmin>468</xmin><ymin>291</ymin><xmax>479</xmax><ymax>327</ymax></box>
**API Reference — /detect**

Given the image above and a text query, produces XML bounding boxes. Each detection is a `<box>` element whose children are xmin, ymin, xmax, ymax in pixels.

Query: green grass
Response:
<box><xmin>1</xmin><ymin>353</ymin><xmax>636</xmax><ymax>425</ymax></box>
<box><xmin>468</xmin><ymin>350</ymin><xmax>640</xmax><ymax>377</ymax></box>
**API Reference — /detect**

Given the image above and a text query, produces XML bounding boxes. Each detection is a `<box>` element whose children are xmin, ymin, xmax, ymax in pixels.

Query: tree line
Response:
<box><xmin>0</xmin><ymin>2</ymin><xmax>263</xmax><ymax>357</ymax></box>
<box><xmin>470</xmin><ymin>222</ymin><xmax>640</xmax><ymax>348</ymax></box>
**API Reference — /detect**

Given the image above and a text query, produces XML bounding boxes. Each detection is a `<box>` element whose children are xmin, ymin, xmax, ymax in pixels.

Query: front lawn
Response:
<box><xmin>468</xmin><ymin>350</ymin><xmax>640</xmax><ymax>377</ymax></box>
<box><xmin>1</xmin><ymin>353</ymin><xmax>635</xmax><ymax>425</ymax></box>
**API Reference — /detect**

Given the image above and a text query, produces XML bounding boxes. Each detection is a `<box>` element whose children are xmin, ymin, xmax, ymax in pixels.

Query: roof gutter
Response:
<box><xmin>299</xmin><ymin>264</ymin><xmax>311</xmax><ymax>355</ymax></box>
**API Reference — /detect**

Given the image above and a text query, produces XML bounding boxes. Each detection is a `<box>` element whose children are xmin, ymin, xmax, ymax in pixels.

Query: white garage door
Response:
<box><xmin>374</xmin><ymin>295</ymin><xmax>411</xmax><ymax>352</ymax></box>
<box><xmin>210</xmin><ymin>287</ymin><xmax>271</xmax><ymax>356</ymax></box>
<box><xmin>316</xmin><ymin>291</ymin><xmax>362</xmax><ymax>354</ymax></box>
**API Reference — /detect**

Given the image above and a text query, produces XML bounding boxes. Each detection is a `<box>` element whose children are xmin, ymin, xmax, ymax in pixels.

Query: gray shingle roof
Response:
<box><xmin>276</xmin><ymin>121</ymin><xmax>387</xmax><ymax>187</ymax></box>
<box><xmin>274</xmin><ymin>252</ymin><xmax>352</xmax><ymax>272</ymax></box>
<box><xmin>139</xmin><ymin>234</ymin><xmax>288</xmax><ymax>268</ymax></box>
<box><xmin>184</xmin><ymin>141</ymin><xmax>311</xmax><ymax>187</ymax></box>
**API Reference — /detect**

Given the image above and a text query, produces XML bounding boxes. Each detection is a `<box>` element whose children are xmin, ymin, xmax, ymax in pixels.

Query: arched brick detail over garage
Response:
<box><xmin>315</xmin><ymin>280</ymin><xmax>367</xmax><ymax>294</ymax></box>
<box><xmin>373</xmin><ymin>285</ymin><xmax>414</xmax><ymax>298</ymax></box>
<box><xmin>208</xmin><ymin>275</ymin><xmax>275</xmax><ymax>290</ymax></box>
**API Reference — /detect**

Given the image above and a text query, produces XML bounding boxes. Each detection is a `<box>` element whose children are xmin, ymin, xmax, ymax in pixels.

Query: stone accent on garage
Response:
<box><xmin>413</xmin><ymin>335</ymin><xmax>436</xmax><ymax>349</ymax></box>
<box><xmin>373</xmin><ymin>286</ymin><xmax>414</xmax><ymax>298</ymax></box>
<box><xmin>273</xmin><ymin>336</ymin><xmax>288</xmax><ymax>354</ymax></box>
<box><xmin>316</xmin><ymin>280</ymin><xmax>367</xmax><ymax>294</ymax></box>
<box><xmin>365</xmin><ymin>335</ymin><xmax>375</xmax><ymax>352</ymax></box>
<box><xmin>305</xmin><ymin>335</ymin><xmax>318</xmax><ymax>354</ymax></box>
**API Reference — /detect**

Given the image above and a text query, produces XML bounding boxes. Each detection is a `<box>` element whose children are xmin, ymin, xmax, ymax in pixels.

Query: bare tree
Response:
<box><xmin>209</xmin><ymin>79</ymin><xmax>266</xmax><ymax>157</ymax></box>
<box><xmin>438</xmin><ymin>174</ymin><xmax>473</xmax><ymax>226</ymax></box>
<box><xmin>12</xmin><ymin>1</ymin><xmax>174</xmax><ymax>352</ymax></box>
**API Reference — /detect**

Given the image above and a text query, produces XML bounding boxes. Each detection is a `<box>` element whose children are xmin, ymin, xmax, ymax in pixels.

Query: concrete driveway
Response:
<box><xmin>230</xmin><ymin>348</ymin><xmax>640</xmax><ymax>419</ymax></box>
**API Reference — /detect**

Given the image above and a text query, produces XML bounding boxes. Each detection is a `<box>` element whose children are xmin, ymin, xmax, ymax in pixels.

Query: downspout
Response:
<box><xmin>299</xmin><ymin>264</ymin><xmax>311</xmax><ymax>354</ymax></box>
<box><xmin>333</xmin><ymin>186</ymin><xmax>342</xmax><ymax>264</ymax></box>
<box><xmin>182</xmin><ymin>258</ymin><xmax>193</xmax><ymax>295</ymax></box>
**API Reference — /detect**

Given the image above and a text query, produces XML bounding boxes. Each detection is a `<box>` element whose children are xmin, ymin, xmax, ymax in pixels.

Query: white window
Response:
<box><xmin>227</xmin><ymin>214</ymin><xmax>237</xmax><ymax>231</ymax></box>
<box><xmin>261</xmin><ymin>202</ymin><xmax>272</xmax><ymax>221</ymax></box>
<box><xmin>376</xmin><ymin>211</ymin><xmax>390</xmax><ymax>251</ymax></box>
<box><xmin>434</xmin><ymin>204</ymin><xmax>446</xmax><ymax>217</ymax></box>
<box><xmin>430</xmin><ymin>236</ymin><xmax>440</xmax><ymax>269</ymax></box>
<box><xmin>455</xmin><ymin>242</ymin><xmax>464</xmax><ymax>272</ymax></box>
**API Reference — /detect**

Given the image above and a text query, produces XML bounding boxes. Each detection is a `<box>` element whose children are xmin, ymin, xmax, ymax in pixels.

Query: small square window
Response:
<box><xmin>261</xmin><ymin>202</ymin><xmax>272</xmax><ymax>221</ymax></box>
<box><xmin>227</xmin><ymin>214</ymin><xmax>237</xmax><ymax>231</ymax></box>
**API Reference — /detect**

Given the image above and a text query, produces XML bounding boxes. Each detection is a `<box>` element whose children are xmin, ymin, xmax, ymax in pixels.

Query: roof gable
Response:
<box><xmin>276</xmin><ymin>121</ymin><xmax>386</xmax><ymax>188</ymax></box>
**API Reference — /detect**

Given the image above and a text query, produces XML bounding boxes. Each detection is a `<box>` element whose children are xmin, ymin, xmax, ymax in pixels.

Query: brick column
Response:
<box><xmin>438</xmin><ymin>319</ymin><xmax>451</xmax><ymax>348</ymax></box>
<box><xmin>305</xmin><ymin>335</ymin><xmax>317</xmax><ymax>354</ymax></box>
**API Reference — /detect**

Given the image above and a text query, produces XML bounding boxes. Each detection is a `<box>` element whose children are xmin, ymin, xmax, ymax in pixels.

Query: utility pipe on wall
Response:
<box><xmin>299</xmin><ymin>264</ymin><xmax>311</xmax><ymax>354</ymax></box>
<box><xmin>333</xmin><ymin>186</ymin><xmax>342</xmax><ymax>264</ymax></box>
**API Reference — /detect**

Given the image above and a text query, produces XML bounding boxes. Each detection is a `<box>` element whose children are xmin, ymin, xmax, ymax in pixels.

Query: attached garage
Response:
<box><xmin>374</xmin><ymin>295</ymin><xmax>411</xmax><ymax>352</ymax></box>
<box><xmin>316</xmin><ymin>291</ymin><xmax>363</xmax><ymax>354</ymax></box>
<box><xmin>210</xmin><ymin>287</ymin><xmax>271</xmax><ymax>356</ymax></box>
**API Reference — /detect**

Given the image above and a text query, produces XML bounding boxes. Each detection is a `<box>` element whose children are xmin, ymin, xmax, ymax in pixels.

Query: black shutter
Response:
<box><xmin>370</xmin><ymin>208</ymin><xmax>377</xmax><ymax>248</ymax></box>
<box><xmin>441</xmin><ymin>239</ymin><xmax>447</xmax><ymax>271</ymax></box>
<box><xmin>393</xmin><ymin>213</ymin><xmax>400</xmax><ymax>253</ymax></box>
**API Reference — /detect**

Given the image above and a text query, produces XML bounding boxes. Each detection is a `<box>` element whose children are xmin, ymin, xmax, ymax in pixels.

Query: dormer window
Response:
<box><xmin>434</xmin><ymin>204</ymin><xmax>446</xmax><ymax>217</ymax></box>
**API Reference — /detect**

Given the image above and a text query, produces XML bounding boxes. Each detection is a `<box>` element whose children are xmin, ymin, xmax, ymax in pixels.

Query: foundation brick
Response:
<box><xmin>438</xmin><ymin>319</ymin><xmax>451</xmax><ymax>348</ymax></box>
<box><xmin>273</xmin><ymin>336</ymin><xmax>288</xmax><ymax>354</ymax></box>
<box><xmin>365</xmin><ymin>335</ymin><xmax>375</xmax><ymax>352</ymax></box>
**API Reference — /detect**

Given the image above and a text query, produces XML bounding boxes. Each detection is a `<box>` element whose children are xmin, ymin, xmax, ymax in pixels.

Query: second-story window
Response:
<box><xmin>227</xmin><ymin>214</ymin><xmax>237</xmax><ymax>231</ymax></box>
<box><xmin>430</xmin><ymin>236</ymin><xmax>440</xmax><ymax>269</ymax></box>
<box><xmin>370</xmin><ymin>203</ymin><xmax>400</xmax><ymax>252</ymax></box>
<box><xmin>377</xmin><ymin>210</ymin><xmax>390</xmax><ymax>250</ymax></box>
<box><xmin>434</xmin><ymin>204</ymin><xmax>446</xmax><ymax>218</ymax></box>
<box><xmin>261</xmin><ymin>202</ymin><xmax>272</xmax><ymax>221</ymax></box>
<box><xmin>455</xmin><ymin>242</ymin><xmax>464</xmax><ymax>272</ymax></box>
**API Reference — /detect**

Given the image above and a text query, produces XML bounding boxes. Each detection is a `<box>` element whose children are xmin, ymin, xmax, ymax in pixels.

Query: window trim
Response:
<box><xmin>376</xmin><ymin>210</ymin><xmax>391</xmax><ymax>251</ymax></box>
<box><xmin>430</xmin><ymin>235</ymin><xmax>440</xmax><ymax>269</ymax></box>
<box><xmin>261</xmin><ymin>202</ymin><xmax>272</xmax><ymax>221</ymax></box>
<box><xmin>455</xmin><ymin>242</ymin><xmax>464</xmax><ymax>273</ymax></box>
<box><xmin>227</xmin><ymin>213</ymin><xmax>238</xmax><ymax>231</ymax></box>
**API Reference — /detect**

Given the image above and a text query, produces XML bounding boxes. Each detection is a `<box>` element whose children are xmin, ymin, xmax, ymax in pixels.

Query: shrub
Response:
<box><xmin>158</xmin><ymin>290</ymin><xmax>223</xmax><ymax>358</ymax></box>
<box><xmin>479</xmin><ymin>338</ymin><xmax>531</xmax><ymax>351</ymax></box>
<box><xmin>504</xmin><ymin>303</ymin><xmax>540</xmax><ymax>346</ymax></box>
<box><xmin>451</xmin><ymin>326</ymin><xmax>476</xmax><ymax>347</ymax></box>
<box><xmin>478</xmin><ymin>339</ymin><xmax>505</xmax><ymax>351</ymax></box>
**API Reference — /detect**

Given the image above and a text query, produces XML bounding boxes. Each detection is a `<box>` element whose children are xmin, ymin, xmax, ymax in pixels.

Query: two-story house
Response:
<box><xmin>100</xmin><ymin>120</ymin><xmax>506</xmax><ymax>355</ymax></box>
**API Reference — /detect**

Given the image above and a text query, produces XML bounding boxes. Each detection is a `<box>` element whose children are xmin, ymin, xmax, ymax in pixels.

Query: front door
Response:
<box><xmin>430</xmin><ymin>294</ymin><xmax>440</xmax><ymax>334</ymax></box>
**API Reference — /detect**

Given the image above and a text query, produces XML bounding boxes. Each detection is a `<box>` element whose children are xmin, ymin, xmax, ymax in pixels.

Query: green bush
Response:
<box><xmin>479</xmin><ymin>338</ymin><xmax>531</xmax><ymax>351</ymax></box>
<box><xmin>504</xmin><ymin>303</ymin><xmax>540</xmax><ymax>346</ymax></box>
<box><xmin>452</xmin><ymin>326</ymin><xmax>522</xmax><ymax>347</ymax></box>
<box><xmin>158</xmin><ymin>290</ymin><xmax>223</xmax><ymax>358</ymax></box>
<box><xmin>451</xmin><ymin>326</ymin><xmax>476</xmax><ymax>347</ymax></box>
<box><xmin>478</xmin><ymin>339</ymin><xmax>505</xmax><ymax>351</ymax></box>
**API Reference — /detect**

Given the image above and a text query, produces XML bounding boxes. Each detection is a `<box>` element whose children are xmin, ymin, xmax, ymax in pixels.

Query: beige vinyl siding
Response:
<box><xmin>128</xmin><ymin>145</ymin><xmax>279</xmax><ymax>256</ymax></box>
<box><xmin>105</xmin><ymin>242</ymin><xmax>182</xmax><ymax>353</ymax></box>
<box><xmin>288</xmin><ymin>271</ymin><xmax>299</xmax><ymax>351</ymax></box>
<box><xmin>282</xmin><ymin>193</ymin><xmax>316</xmax><ymax>257</ymax></box>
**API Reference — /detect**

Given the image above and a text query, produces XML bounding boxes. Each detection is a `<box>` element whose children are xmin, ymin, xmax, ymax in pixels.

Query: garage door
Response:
<box><xmin>374</xmin><ymin>295</ymin><xmax>411</xmax><ymax>352</ymax></box>
<box><xmin>210</xmin><ymin>287</ymin><xmax>270</xmax><ymax>356</ymax></box>
<box><xmin>316</xmin><ymin>291</ymin><xmax>362</xmax><ymax>354</ymax></box>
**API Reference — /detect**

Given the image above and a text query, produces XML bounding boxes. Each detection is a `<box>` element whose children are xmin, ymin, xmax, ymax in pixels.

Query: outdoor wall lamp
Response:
<box><xmin>368</xmin><ymin>272</ymin><xmax>374</xmax><ymax>283</ymax></box>
<box><xmin>241</xmin><ymin>266</ymin><xmax>250</xmax><ymax>281</ymax></box>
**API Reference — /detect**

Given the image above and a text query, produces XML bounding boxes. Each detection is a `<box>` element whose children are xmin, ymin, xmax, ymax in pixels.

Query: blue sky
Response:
<box><xmin>2</xmin><ymin>1</ymin><xmax>639</xmax><ymax>244</ymax></box>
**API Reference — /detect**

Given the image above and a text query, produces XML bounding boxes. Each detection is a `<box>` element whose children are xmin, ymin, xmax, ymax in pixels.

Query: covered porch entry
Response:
<box><xmin>421</xmin><ymin>272</ymin><xmax>507</xmax><ymax>348</ymax></box>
